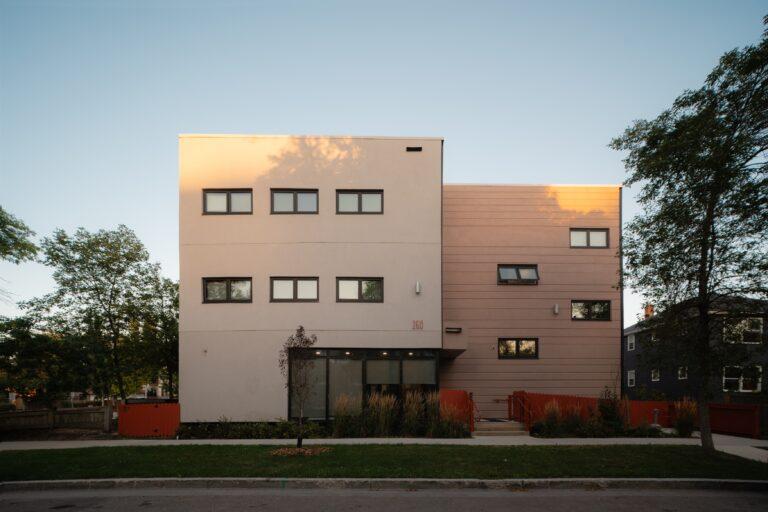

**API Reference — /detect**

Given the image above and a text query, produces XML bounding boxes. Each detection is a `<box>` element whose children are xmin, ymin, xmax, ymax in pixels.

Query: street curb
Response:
<box><xmin>1</xmin><ymin>477</ymin><xmax>767</xmax><ymax>493</ymax></box>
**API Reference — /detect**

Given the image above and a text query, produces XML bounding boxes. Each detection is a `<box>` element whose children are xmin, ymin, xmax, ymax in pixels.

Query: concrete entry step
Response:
<box><xmin>473</xmin><ymin>419</ymin><xmax>527</xmax><ymax>436</ymax></box>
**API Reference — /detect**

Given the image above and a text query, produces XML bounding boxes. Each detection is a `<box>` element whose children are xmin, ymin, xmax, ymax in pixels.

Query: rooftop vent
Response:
<box><xmin>406</xmin><ymin>146</ymin><xmax>422</xmax><ymax>152</ymax></box>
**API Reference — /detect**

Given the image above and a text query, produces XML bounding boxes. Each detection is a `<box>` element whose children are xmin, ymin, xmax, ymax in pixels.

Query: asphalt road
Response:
<box><xmin>1</xmin><ymin>488</ymin><xmax>767</xmax><ymax>512</ymax></box>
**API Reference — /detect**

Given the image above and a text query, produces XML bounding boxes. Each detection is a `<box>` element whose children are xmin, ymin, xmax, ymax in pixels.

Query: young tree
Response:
<box><xmin>21</xmin><ymin>225</ymin><xmax>158</xmax><ymax>400</ymax></box>
<box><xmin>612</xmin><ymin>21</ymin><xmax>768</xmax><ymax>450</ymax></box>
<box><xmin>278</xmin><ymin>326</ymin><xmax>318</xmax><ymax>448</ymax></box>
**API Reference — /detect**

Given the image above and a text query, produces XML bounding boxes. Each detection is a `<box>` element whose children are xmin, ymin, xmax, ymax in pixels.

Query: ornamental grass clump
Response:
<box><xmin>401</xmin><ymin>390</ymin><xmax>425</xmax><ymax>436</ymax></box>
<box><xmin>332</xmin><ymin>394</ymin><xmax>361</xmax><ymax>438</ymax></box>
<box><xmin>366</xmin><ymin>392</ymin><xmax>399</xmax><ymax>437</ymax></box>
<box><xmin>674</xmin><ymin>398</ymin><xmax>697</xmax><ymax>438</ymax></box>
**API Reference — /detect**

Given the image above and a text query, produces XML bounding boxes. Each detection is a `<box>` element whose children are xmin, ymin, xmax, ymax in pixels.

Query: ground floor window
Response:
<box><xmin>289</xmin><ymin>348</ymin><xmax>439</xmax><ymax>420</ymax></box>
<box><xmin>723</xmin><ymin>365</ymin><xmax>762</xmax><ymax>393</ymax></box>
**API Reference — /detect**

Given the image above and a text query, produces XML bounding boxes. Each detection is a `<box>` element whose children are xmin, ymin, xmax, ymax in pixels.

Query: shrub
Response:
<box><xmin>331</xmin><ymin>394</ymin><xmax>361</xmax><ymax>438</ymax></box>
<box><xmin>626</xmin><ymin>420</ymin><xmax>663</xmax><ymax>438</ymax></box>
<box><xmin>597</xmin><ymin>388</ymin><xmax>626</xmax><ymax>434</ymax></box>
<box><xmin>561</xmin><ymin>404</ymin><xmax>585</xmax><ymax>434</ymax></box>
<box><xmin>401</xmin><ymin>390</ymin><xmax>425</xmax><ymax>437</ymax></box>
<box><xmin>674</xmin><ymin>397</ymin><xmax>697</xmax><ymax>438</ymax></box>
<box><xmin>365</xmin><ymin>392</ymin><xmax>398</xmax><ymax>437</ymax></box>
<box><xmin>176</xmin><ymin>419</ymin><xmax>328</xmax><ymax>439</ymax></box>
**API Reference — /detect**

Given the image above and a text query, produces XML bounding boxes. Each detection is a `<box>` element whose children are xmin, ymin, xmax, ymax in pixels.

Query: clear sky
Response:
<box><xmin>1</xmin><ymin>0</ymin><xmax>766</xmax><ymax>325</ymax></box>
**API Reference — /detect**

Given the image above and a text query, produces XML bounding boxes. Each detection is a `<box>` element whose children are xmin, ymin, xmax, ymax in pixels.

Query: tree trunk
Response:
<box><xmin>297</xmin><ymin>415</ymin><xmax>304</xmax><ymax>448</ymax></box>
<box><xmin>697</xmin><ymin>385</ymin><xmax>714</xmax><ymax>451</ymax></box>
<box><xmin>110</xmin><ymin>334</ymin><xmax>127</xmax><ymax>401</ymax></box>
<box><xmin>166</xmin><ymin>367</ymin><xmax>174</xmax><ymax>399</ymax></box>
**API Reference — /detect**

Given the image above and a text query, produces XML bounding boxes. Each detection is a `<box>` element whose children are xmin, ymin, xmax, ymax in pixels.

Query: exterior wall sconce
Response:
<box><xmin>445</xmin><ymin>327</ymin><xmax>462</xmax><ymax>334</ymax></box>
<box><xmin>415</xmin><ymin>281</ymin><xmax>422</xmax><ymax>294</ymax></box>
<box><xmin>553</xmin><ymin>303</ymin><xmax>560</xmax><ymax>315</ymax></box>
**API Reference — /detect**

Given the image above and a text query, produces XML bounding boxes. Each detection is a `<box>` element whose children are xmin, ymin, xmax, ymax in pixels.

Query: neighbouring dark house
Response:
<box><xmin>622</xmin><ymin>298</ymin><xmax>767</xmax><ymax>403</ymax></box>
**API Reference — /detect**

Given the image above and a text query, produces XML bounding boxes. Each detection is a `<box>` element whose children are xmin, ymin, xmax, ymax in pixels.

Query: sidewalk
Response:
<box><xmin>2</xmin><ymin>433</ymin><xmax>766</xmax><ymax>462</ymax></box>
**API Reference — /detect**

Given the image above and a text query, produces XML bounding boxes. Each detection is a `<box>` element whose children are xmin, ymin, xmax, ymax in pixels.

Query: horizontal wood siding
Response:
<box><xmin>440</xmin><ymin>185</ymin><xmax>622</xmax><ymax>418</ymax></box>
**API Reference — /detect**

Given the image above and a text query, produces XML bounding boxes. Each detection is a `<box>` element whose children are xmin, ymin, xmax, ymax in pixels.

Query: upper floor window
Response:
<box><xmin>498</xmin><ymin>338</ymin><xmax>539</xmax><ymax>359</ymax></box>
<box><xmin>271</xmin><ymin>189</ymin><xmax>318</xmax><ymax>214</ymax></box>
<box><xmin>203</xmin><ymin>277</ymin><xmax>252</xmax><ymax>303</ymax></box>
<box><xmin>627</xmin><ymin>370</ymin><xmax>636</xmax><ymax>388</ymax></box>
<box><xmin>203</xmin><ymin>189</ymin><xmax>252</xmax><ymax>214</ymax></box>
<box><xmin>678</xmin><ymin>366</ymin><xmax>688</xmax><ymax>380</ymax></box>
<box><xmin>723</xmin><ymin>365</ymin><xmax>762</xmax><ymax>393</ymax></box>
<box><xmin>724</xmin><ymin>317</ymin><xmax>764</xmax><ymax>344</ymax></box>
<box><xmin>497</xmin><ymin>264</ymin><xmax>539</xmax><ymax>285</ymax></box>
<box><xmin>270</xmin><ymin>277</ymin><xmax>319</xmax><ymax>302</ymax></box>
<box><xmin>571</xmin><ymin>300</ymin><xmax>611</xmax><ymax>321</ymax></box>
<box><xmin>627</xmin><ymin>334</ymin><xmax>636</xmax><ymax>351</ymax></box>
<box><xmin>570</xmin><ymin>228</ymin><xmax>609</xmax><ymax>248</ymax></box>
<box><xmin>651</xmin><ymin>369</ymin><xmax>660</xmax><ymax>382</ymax></box>
<box><xmin>337</xmin><ymin>277</ymin><xmax>383</xmax><ymax>302</ymax></box>
<box><xmin>336</xmin><ymin>190</ymin><xmax>383</xmax><ymax>214</ymax></box>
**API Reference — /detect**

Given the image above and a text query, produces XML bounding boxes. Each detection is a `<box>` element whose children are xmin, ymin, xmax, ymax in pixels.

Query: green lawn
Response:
<box><xmin>0</xmin><ymin>445</ymin><xmax>766</xmax><ymax>481</ymax></box>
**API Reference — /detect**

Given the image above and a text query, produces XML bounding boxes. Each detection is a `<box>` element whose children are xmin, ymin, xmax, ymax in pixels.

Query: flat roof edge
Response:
<box><xmin>178</xmin><ymin>134</ymin><xmax>444</xmax><ymax>141</ymax></box>
<box><xmin>444</xmin><ymin>183</ymin><xmax>623</xmax><ymax>188</ymax></box>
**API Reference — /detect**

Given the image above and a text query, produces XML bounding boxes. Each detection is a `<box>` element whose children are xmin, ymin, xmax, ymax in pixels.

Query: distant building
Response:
<box><xmin>622</xmin><ymin>297</ymin><xmax>767</xmax><ymax>402</ymax></box>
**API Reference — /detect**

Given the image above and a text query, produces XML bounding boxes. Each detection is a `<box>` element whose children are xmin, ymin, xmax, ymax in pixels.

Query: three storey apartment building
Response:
<box><xmin>179</xmin><ymin>134</ymin><xmax>621</xmax><ymax>422</ymax></box>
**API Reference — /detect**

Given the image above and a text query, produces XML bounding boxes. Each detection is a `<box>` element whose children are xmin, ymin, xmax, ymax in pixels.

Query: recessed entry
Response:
<box><xmin>406</xmin><ymin>146</ymin><xmax>423</xmax><ymax>152</ymax></box>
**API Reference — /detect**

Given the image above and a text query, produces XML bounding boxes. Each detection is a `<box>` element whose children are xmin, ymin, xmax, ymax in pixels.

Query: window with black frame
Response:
<box><xmin>571</xmin><ymin>300</ymin><xmax>611</xmax><ymax>321</ymax></box>
<box><xmin>497</xmin><ymin>264</ymin><xmax>539</xmax><ymax>285</ymax></box>
<box><xmin>498</xmin><ymin>338</ymin><xmax>539</xmax><ymax>359</ymax></box>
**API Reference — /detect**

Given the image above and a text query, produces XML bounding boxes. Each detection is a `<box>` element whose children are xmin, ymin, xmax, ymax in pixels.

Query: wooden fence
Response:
<box><xmin>0</xmin><ymin>405</ymin><xmax>112</xmax><ymax>432</ymax></box>
<box><xmin>510</xmin><ymin>391</ymin><xmax>763</xmax><ymax>438</ymax></box>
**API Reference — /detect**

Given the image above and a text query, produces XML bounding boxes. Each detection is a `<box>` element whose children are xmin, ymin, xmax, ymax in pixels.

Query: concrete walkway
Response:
<box><xmin>1</xmin><ymin>433</ymin><xmax>766</xmax><ymax>462</ymax></box>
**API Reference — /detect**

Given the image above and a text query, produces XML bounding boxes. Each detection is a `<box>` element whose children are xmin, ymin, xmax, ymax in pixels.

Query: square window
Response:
<box><xmin>272</xmin><ymin>192</ymin><xmax>294</xmax><ymax>212</ymax></box>
<box><xmin>338</xmin><ymin>280</ymin><xmax>359</xmax><ymax>300</ymax></box>
<box><xmin>204</xmin><ymin>192</ymin><xmax>228</xmax><ymax>213</ymax></box>
<box><xmin>361</xmin><ymin>193</ymin><xmax>383</xmax><ymax>213</ymax></box>
<box><xmin>498</xmin><ymin>339</ymin><xmax>517</xmax><ymax>358</ymax></box>
<box><xmin>229</xmin><ymin>192</ymin><xmax>252</xmax><ymax>213</ymax></box>
<box><xmin>337</xmin><ymin>193</ymin><xmax>358</xmax><ymax>212</ymax></box>
<box><xmin>361</xmin><ymin>280</ymin><xmax>383</xmax><ymax>301</ymax></box>
<box><xmin>296</xmin><ymin>279</ymin><xmax>318</xmax><ymax>300</ymax></box>
<box><xmin>518</xmin><ymin>339</ymin><xmax>537</xmax><ymax>357</ymax></box>
<box><xmin>570</xmin><ymin>230</ymin><xmax>588</xmax><ymax>247</ymax></box>
<box><xmin>229</xmin><ymin>279</ymin><xmax>252</xmax><ymax>301</ymax></box>
<box><xmin>205</xmin><ymin>280</ymin><xmax>227</xmax><ymax>301</ymax></box>
<box><xmin>297</xmin><ymin>192</ymin><xmax>318</xmax><ymax>213</ymax></box>
<box><xmin>589</xmin><ymin>230</ymin><xmax>608</xmax><ymax>247</ymax></box>
<box><xmin>272</xmin><ymin>279</ymin><xmax>294</xmax><ymax>300</ymax></box>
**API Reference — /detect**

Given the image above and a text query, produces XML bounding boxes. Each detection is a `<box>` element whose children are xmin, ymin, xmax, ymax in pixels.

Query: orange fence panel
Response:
<box><xmin>508</xmin><ymin>391</ymin><xmax>763</xmax><ymax>438</ymax></box>
<box><xmin>709</xmin><ymin>403</ymin><xmax>761</xmax><ymax>438</ymax></box>
<box><xmin>440</xmin><ymin>389</ymin><xmax>474</xmax><ymax>432</ymax></box>
<box><xmin>118</xmin><ymin>402</ymin><xmax>180</xmax><ymax>438</ymax></box>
